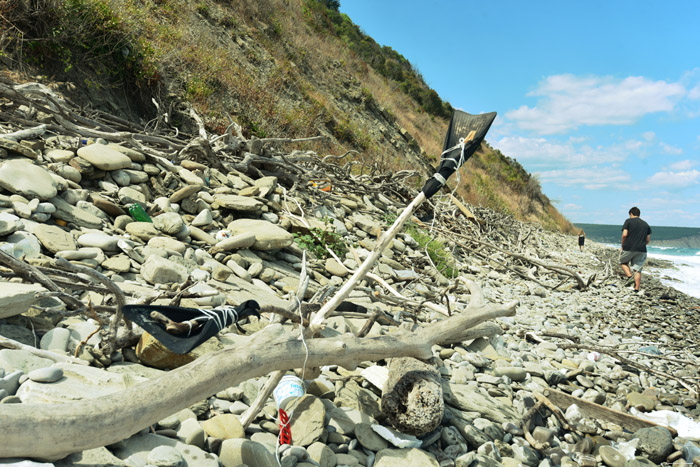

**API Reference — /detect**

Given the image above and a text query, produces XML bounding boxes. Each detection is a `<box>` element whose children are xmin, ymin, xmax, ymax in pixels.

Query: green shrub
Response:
<box><xmin>383</xmin><ymin>213</ymin><xmax>458</xmax><ymax>278</ymax></box>
<box><xmin>405</xmin><ymin>224</ymin><xmax>458</xmax><ymax>278</ymax></box>
<box><xmin>294</xmin><ymin>217</ymin><xmax>347</xmax><ymax>259</ymax></box>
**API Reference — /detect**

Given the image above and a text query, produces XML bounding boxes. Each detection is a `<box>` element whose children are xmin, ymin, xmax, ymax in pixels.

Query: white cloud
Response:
<box><xmin>493</xmin><ymin>135</ymin><xmax>641</xmax><ymax>169</ymax></box>
<box><xmin>623</xmin><ymin>139</ymin><xmax>645</xmax><ymax>152</ymax></box>
<box><xmin>689</xmin><ymin>85</ymin><xmax>700</xmax><ymax>100</ymax></box>
<box><xmin>642</xmin><ymin>131</ymin><xmax>656</xmax><ymax>141</ymax></box>
<box><xmin>505</xmin><ymin>74</ymin><xmax>686</xmax><ymax>134</ymax></box>
<box><xmin>643</xmin><ymin>193</ymin><xmax>700</xmax><ymax>225</ymax></box>
<box><xmin>646</xmin><ymin>169</ymin><xmax>700</xmax><ymax>188</ymax></box>
<box><xmin>669</xmin><ymin>160</ymin><xmax>697</xmax><ymax>171</ymax></box>
<box><xmin>536</xmin><ymin>167</ymin><xmax>631</xmax><ymax>189</ymax></box>
<box><xmin>659</xmin><ymin>142</ymin><xmax>683</xmax><ymax>155</ymax></box>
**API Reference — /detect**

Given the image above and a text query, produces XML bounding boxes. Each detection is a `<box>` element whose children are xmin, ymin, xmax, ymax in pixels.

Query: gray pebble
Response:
<box><xmin>1</xmin><ymin>395</ymin><xmax>21</xmax><ymax>404</ymax></box>
<box><xmin>282</xmin><ymin>445</ymin><xmax>308</xmax><ymax>460</ymax></box>
<box><xmin>147</xmin><ymin>445</ymin><xmax>184</xmax><ymax>467</ymax></box>
<box><xmin>28</xmin><ymin>366</ymin><xmax>64</xmax><ymax>383</ymax></box>
<box><xmin>599</xmin><ymin>445</ymin><xmax>626</xmax><ymax>467</ymax></box>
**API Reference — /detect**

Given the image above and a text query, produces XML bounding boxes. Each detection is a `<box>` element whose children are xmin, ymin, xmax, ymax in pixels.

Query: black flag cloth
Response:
<box><xmin>123</xmin><ymin>300</ymin><xmax>260</xmax><ymax>354</ymax></box>
<box><xmin>421</xmin><ymin>110</ymin><xmax>497</xmax><ymax>199</ymax></box>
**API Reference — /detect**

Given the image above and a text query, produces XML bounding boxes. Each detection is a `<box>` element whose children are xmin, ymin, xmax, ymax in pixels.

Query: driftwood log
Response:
<box><xmin>541</xmin><ymin>388</ymin><xmax>678</xmax><ymax>436</ymax></box>
<box><xmin>0</xmin><ymin>281</ymin><xmax>516</xmax><ymax>460</ymax></box>
<box><xmin>381</xmin><ymin>357</ymin><xmax>443</xmax><ymax>436</ymax></box>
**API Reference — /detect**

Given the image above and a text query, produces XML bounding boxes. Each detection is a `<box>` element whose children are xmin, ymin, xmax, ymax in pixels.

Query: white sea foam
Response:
<box><xmin>648</xmin><ymin>252</ymin><xmax>700</xmax><ymax>298</ymax></box>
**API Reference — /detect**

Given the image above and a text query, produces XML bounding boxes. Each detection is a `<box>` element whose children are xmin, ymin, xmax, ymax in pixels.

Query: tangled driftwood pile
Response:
<box><xmin>1</xmin><ymin>76</ymin><xmax>699</xmax><ymax>466</ymax></box>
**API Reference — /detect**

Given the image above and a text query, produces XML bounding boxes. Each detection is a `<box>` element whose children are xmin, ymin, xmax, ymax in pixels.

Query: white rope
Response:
<box><xmin>430</xmin><ymin>137</ymin><xmax>467</xmax><ymax>188</ymax></box>
<box><xmin>431</xmin><ymin>172</ymin><xmax>447</xmax><ymax>185</ymax></box>
<box><xmin>185</xmin><ymin>306</ymin><xmax>240</xmax><ymax>336</ymax></box>
<box><xmin>275</xmin><ymin>251</ymin><xmax>311</xmax><ymax>466</ymax></box>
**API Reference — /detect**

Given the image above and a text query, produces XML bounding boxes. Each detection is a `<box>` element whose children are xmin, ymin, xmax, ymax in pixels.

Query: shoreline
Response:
<box><xmin>579</xmin><ymin>237</ymin><xmax>700</xmax><ymax>301</ymax></box>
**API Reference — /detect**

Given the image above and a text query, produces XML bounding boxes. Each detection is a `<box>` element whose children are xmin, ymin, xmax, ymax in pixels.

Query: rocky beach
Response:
<box><xmin>1</xmin><ymin>79</ymin><xmax>700</xmax><ymax>467</ymax></box>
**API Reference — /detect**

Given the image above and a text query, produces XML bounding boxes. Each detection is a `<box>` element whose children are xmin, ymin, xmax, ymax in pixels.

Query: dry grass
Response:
<box><xmin>0</xmin><ymin>0</ymin><xmax>573</xmax><ymax>232</ymax></box>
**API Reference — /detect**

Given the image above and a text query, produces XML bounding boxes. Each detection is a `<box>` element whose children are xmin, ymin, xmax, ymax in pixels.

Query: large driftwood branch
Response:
<box><xmin>0</xmin><ymin>124</ymin><xmax>47</xmax><ymax>141</ymax></box>
<box><xmin>258</xmin><ymin>135</ymin><xmax>328</xmax><ymax>145</ymax></box>
<box><xmin>0</xmin><ymin>283</ymin><xmax>516</xmax><ymax>460</ymax></box>
<box><xmin>541</xmin><ymin>388</ymin><xmax>677</xmax><ymax>435</ymax></box>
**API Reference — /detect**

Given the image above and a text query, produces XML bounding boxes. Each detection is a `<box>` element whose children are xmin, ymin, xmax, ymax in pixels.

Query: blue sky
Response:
<box><xmin>339</xmin><ymin>1</ymin><xmax>700</xmax><ymax>227</ymax></box>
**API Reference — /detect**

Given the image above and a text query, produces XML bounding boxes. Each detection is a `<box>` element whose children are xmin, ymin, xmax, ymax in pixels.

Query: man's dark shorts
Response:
<box><xmin>619</xmin><ymin>250</ymin><xmax>647</xmax><ymax>272</ymax></box>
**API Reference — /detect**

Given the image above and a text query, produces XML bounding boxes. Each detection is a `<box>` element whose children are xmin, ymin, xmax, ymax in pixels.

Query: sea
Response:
<box><xmin>575</xmin><ymin>223</ymin><xmax>700</xmax><ymax>299</ymax></box>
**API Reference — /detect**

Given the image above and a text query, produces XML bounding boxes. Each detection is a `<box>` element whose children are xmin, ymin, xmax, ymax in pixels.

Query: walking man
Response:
<box><xmin>620</xmin><ymin>206</ymin><xmax>652</xmax><ymax>293</ymax></box>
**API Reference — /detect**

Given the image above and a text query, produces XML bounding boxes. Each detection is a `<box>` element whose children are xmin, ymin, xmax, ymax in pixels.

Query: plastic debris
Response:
<box><xmin>565</xmin><ymin>404</ymin><xmax>584</xmax><ymax>424</ymax></box>
<box><xmin>273</xmin><ymin>375</ymin><xmax>305</xmax><ymax>411</ymax></box>
<box><xmin>215</xmin><ymin>230</ymin><xmax>231</xmax><ymax>241</ymax></box>
<box><xmin>613</xmin><ymin>437</ymin><xmax>639</xmax><ymax>460</ymax></box>
<box><xmin>278</xmin><ymin>409</ymin><xmax>292</xmax><ymax>445</ymax></box>
<box><xmin>371</xmin><ymin>424</ymin><xmax>423</xmax><ymax>449</ymax></box>
<box><xmin>630</xmin><ymin>408</ymin><xmax>700</xmax><ymax>440</ymax></box>
<box><xmin>128</xmin><ymin>203</ymin><xmax>152</xmax><ymax>222</ymax></box>
<box><xmin>683</xmin><ymin>441</ymin><xmax>700</xmax><ymax>463</ymax></box>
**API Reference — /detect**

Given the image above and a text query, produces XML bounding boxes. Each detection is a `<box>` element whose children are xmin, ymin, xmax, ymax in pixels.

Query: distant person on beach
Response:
<box><xmin>620</xmin><ymin>206</ymin><xmax>652</xmax><ymax>293</ymax></box>
<box><xmin>578</xmin><ymin>230</ymin><xmax>585</xmax><ymax>251</ymax></box>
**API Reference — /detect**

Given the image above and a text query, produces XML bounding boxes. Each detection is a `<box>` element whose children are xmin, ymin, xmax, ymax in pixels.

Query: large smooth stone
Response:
<box><xmin>0</xmin><ymin>282</ymin><xmax>45</xmax><ymax>319</ymax></box>
<box><xmin>17</xmin><ymin>362</ymin><xmax>147</xmax><ymax>404</ymax></box>
<box><xmin>227</xmin><ymin>219</ymin><xmax>293</xmax><ymax>250</ymax></box>
<box><xmin>213</xmin><ymin>195</ymin><xmax>263</xmax><ymax>213</ymax></box>
<box><xmin>77</xmin><ymin>232</ymin><xmax>120</xmax><ymax>251</ymax></box>
<box><xmin>140</xmin><ymin>255</ymin><xmax>188</xmax><ymax>285</ymax></box>
<box><xmin>219</xmin><ymin>438</ymin><xmax>277</xmax><ymax>467</ymax></box>
<box><xmin>76</xmin><ymin>144</ymin><xmax>132</xmax><ymax>170</ymax></box>
<box><xmin>374</xmin><ymin>448</ymin><xmax>440</xmax><ymax>467</ymax></box>
<box><xmin>126</xmin><ymin>222</ymin><xmax>160</xmax><ymax>241</ymax></box>
<box><xmin>153</xmin><ymin>212</ymin><xmax>185</xmax><ymax>236</ymax></box>
<box><xmin>33</xmin><ymin>224</ymin><xmax>76</xmax><ymax>254</ymax></box>
<box><xmin>28</xmin><ymin>366</ymin><xmax>64</xmax><ymax>383</ymax></box>
<box><xmin>50</xmin><ymin>196</ymin><xmax>103</xmax><ymax>229</ymax></box>
<box><xmin>211</xmin><ymin>232</ymin><xmax>256</xmax><ymax>253</ymax></box>
<box><xmin>201</xmin><ymin>414</ymin><xmax>245</xmax><ymax>439</ymax></box>
<box><xmin>40</xmin><ymin>327</ymin><xmax>71</xmax><ymax>352</ymax></box>
<box><xmin>111</xmin><ymin>433</ymin><xmax>218</xmax><ymax>466</ymax></box>
<box><xmin>0</xmin><ymin>159</ymin><xmax>57</xmax><ymax>200</ymax></box>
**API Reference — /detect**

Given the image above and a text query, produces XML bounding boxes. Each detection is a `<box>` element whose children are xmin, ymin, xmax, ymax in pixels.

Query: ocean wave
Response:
<box><xmin>648</xmin><ymin>251</ymin><xmax>700</xmax><ymax>298</ymax></box>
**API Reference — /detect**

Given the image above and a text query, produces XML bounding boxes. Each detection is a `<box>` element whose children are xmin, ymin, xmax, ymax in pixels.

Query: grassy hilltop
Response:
<box><xmin>0</xmin><ymin>0</ymin><xmax>573</xmax><ymax>232</ymax></box>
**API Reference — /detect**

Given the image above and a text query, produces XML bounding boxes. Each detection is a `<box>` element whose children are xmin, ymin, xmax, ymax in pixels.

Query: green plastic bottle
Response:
<box><xmin>128</xmin><ymin>203</ymin><xmax>152</xmax><ymax>222</ymax></box>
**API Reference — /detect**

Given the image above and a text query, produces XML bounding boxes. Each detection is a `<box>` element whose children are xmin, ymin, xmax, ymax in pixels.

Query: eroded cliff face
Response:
<box><xmin>0</xmin><ymin>0</ymin><xmax>572</xmax><ymax>232</ymax></box>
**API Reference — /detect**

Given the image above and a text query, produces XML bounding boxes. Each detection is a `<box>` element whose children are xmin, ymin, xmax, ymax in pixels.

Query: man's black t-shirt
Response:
<box><xmin>622</xmin><ymin>217</ymin><xmax>652</xmax><ymax>252</ymax></box>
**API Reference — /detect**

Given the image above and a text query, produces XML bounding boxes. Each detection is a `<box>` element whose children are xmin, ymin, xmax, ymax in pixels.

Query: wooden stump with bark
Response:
<box><xmin>381</xmin><ymin>357</ymin><xmax>444</xmax><ymax>436</ymax></box>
